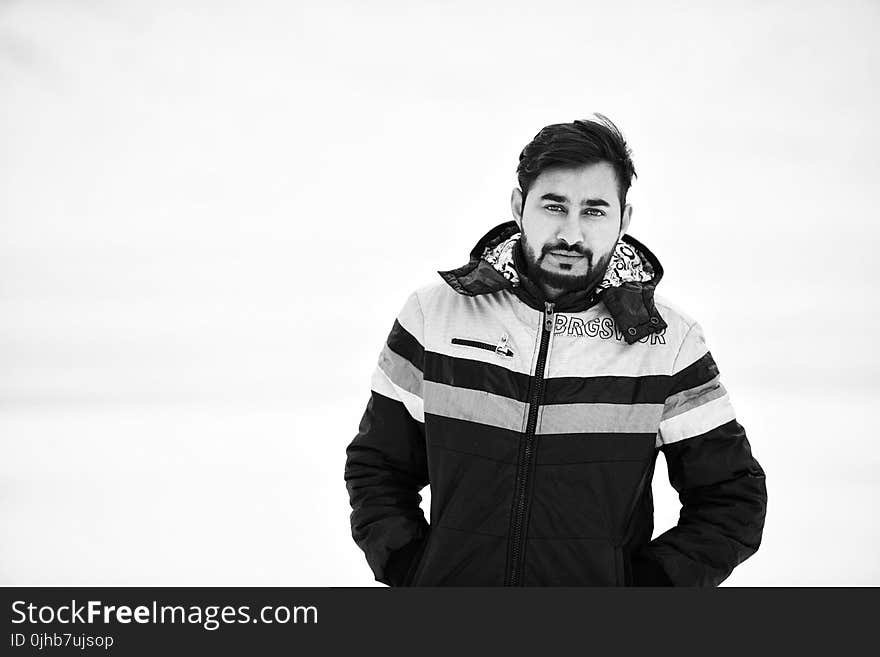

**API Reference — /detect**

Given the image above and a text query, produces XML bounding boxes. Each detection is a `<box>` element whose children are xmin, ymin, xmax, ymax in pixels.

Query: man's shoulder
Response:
<box><xmin>391</xmin><ymin>278</ymin><xmax>459</xmax><ymax>320</ymax></box>
<box><xmin>405</xmin><ymin>278</ymin><xmax>468</xmax><ymax>310</ymax></box>
<box><xmin>412</xmin><ymin>278</ymin><xmax>454</xmax><ymax>299</ymax></box>
<box><xmin>653</xmin><ymin>294</ymin><xmax>701</xmax><ymax>336</ymax></box>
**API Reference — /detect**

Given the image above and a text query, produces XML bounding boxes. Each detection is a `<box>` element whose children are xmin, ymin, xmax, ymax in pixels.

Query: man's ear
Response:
<box><xmin>619</xmin><ymin>203</ymin><xmax>633</xmax><ymax>236</ymax></box>
<box><xmin>510</xmin><ymin>188</ymin><xmax>524</xmax><ymax>228</ymax></box>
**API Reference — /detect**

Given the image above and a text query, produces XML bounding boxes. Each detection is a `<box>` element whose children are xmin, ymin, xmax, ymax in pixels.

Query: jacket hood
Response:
<box><xmin>437</xmin><ymin>220</ymin><xmax>668</xmax><ymax>344</ymax></box>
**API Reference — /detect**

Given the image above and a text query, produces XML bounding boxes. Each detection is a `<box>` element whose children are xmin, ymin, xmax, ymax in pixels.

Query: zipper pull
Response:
<box><xmin>544</xmin><ymin>302</ymin><xmax>554</xmax><ymax>332</ymax></box>
<box><xmin>495</xmin><ymin>332</ymin><xmax>510</xmax><ymax>356</ymax></box>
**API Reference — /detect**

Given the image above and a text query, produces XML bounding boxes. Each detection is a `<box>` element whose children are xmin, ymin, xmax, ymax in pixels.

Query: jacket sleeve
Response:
<box><xmin>631</xmin><ymin>321</ymin><xmax>767</xmax><ymax>587</ymax></box>
<box><xmin>344</xmin><ymin>291</ymin><xmax>431</xmax><ymax>586</ymax></box>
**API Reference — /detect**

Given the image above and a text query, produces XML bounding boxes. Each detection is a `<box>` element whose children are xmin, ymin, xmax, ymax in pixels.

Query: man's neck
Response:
<box><xmin>538</xmin><ymin>267</ymin><xmax>608</xmax><ymax>303</ymax></box>
<box><xmin>539</xmin><ymin>282</ymin><xmax>566</xmax><ymax>302</ymax></box>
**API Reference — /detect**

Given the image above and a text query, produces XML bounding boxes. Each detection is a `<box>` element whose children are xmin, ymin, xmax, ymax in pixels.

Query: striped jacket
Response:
<box><xmin>345</xmin><ymin>221</ymin><xmax>767</xmax><ymax>586</ymax></box>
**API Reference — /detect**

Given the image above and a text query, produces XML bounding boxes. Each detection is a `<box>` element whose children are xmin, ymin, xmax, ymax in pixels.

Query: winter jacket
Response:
<box><xmin>345</xmin><ymin>220</ymin><xmax>767</xmax><ymax>586</ymax></box>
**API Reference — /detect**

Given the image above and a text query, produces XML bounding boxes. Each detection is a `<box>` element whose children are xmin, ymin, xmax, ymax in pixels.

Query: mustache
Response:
<box><xmin>542</xmin><ymin>243</ymin><xmax>592</xmax><ymax>258</ymax></box>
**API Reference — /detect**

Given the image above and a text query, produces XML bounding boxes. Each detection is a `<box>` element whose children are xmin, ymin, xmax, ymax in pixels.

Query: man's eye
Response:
<box><xmin>544</xmin><ymin>205</ymin><xmax>565</xmax><ymax>213</ymax></box>
<box><xmin>584</xmin><ymin>208</ymin><xmax>605</xmax><ymax>217</ymax></box>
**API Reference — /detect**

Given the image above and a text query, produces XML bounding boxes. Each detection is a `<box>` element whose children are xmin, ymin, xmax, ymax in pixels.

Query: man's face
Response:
<box><xmin>510</xmin><ymin>161</ymin><xmax>632</xmax><ymax>296</ymax></box>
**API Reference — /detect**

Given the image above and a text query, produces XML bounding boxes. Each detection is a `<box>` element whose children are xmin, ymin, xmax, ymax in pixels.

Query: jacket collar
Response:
<box><xmin>437</xmin><ymin>220</ymin><xmax>668</xmax><ymax>345</ymax></box>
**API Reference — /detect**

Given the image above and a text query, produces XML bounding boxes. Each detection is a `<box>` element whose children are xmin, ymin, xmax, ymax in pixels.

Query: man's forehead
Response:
<box><xmin>532</xmin><ymin>162</ymin><xmax>619</xmax><ymax>193</ymax></box>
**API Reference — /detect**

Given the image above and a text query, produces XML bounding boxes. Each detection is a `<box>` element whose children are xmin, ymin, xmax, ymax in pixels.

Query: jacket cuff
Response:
<box><xmin>630</xmin><ymin>555</ymin><xmax>674</xmax><ymax>586</ymax></box>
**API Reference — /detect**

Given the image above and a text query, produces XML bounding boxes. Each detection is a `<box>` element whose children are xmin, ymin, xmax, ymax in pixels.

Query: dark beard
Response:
<box><xmin>522</xmin><ymin>241</ymin><xmax>614</xmax><ymax>293</ymax></box>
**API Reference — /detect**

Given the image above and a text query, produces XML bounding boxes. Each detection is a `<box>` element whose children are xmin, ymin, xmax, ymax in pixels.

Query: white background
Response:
<box><xmin>2</xmin><ymin>0</ymin><xmax>878</xmax><ymax>585</ymax></box>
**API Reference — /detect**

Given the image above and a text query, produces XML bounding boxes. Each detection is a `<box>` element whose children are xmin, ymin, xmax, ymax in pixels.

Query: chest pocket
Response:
<box><xmin>450</xmin><ymin>332</ymin><xmax>514</xmax><ymax>358</ymax></box>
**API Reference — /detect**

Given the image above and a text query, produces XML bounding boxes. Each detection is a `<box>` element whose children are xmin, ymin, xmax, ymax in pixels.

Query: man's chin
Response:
<box><xmin>535</xmin><ymin>265</ymin><xmax>593</xmax><ymax>292</ymax></box>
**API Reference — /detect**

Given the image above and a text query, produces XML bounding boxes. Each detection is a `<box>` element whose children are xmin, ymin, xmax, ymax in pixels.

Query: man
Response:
<box><xmin>344</xmin><ymin>114</ymin><xmax>767</xmax><ymax>586</ymax></box>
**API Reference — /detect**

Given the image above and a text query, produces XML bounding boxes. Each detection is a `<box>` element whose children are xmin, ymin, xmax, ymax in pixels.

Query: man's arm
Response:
<box><xmin>344</xmin><ymin>291</ymin><xmax>430</xmax><ymax>586</ymax></box>
<box><xmin>632</xmin><ymin>321</ymin><xmax>768</xmax><ymax>586</ymax></box>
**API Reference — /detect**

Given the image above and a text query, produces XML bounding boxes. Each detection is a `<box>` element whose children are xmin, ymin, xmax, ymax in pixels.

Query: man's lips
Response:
<box><xmin>548</xmin><ymin>251</ymin><xmax>585</xmax><ymax>260</ymax></box>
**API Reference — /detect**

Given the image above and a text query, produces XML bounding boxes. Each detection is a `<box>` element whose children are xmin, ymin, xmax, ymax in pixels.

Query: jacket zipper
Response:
<box><xmin>505</xmin><ymin>300</ymin><xmax>554</xmax><ymax>586</ymax></box>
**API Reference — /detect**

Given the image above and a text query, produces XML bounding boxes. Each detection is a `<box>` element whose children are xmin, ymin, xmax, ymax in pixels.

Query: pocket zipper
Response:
<box><xmin>451</xmin><ymin>333</ymin><xmax>514</xmax><ymax>358</ymax></box>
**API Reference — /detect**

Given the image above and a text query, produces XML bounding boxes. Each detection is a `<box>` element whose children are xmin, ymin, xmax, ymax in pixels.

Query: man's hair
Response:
<box><xmin>516</xmin><ymin>113</ymin><xmax>636</xmax><ymax>212</ymax></box>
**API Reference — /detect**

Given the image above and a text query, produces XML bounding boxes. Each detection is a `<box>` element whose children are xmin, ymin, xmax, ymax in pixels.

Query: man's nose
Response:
<box><xmin>556</xmin><ymin>211</ymin><xmax>585</xmax><ymax>248</ymax></box>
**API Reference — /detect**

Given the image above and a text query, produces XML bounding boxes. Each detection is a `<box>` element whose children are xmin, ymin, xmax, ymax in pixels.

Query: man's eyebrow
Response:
<box><xmin>539</xmin><ymin>193</ymin><xmax>610</xmax><ymax>207</ymax></box>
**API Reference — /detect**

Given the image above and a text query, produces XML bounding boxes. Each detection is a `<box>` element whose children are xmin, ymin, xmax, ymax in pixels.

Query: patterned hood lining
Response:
<box><xmin>481</xmin><ymin>232</ymin><xmax>655</xmax><ymax>292</ymax></box>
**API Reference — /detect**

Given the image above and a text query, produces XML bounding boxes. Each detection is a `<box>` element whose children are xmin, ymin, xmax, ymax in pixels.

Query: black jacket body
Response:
<box><xmin>345</xmin><ymin>222</ymin><xmax>767</xmax><ymax>586</ymax></box>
